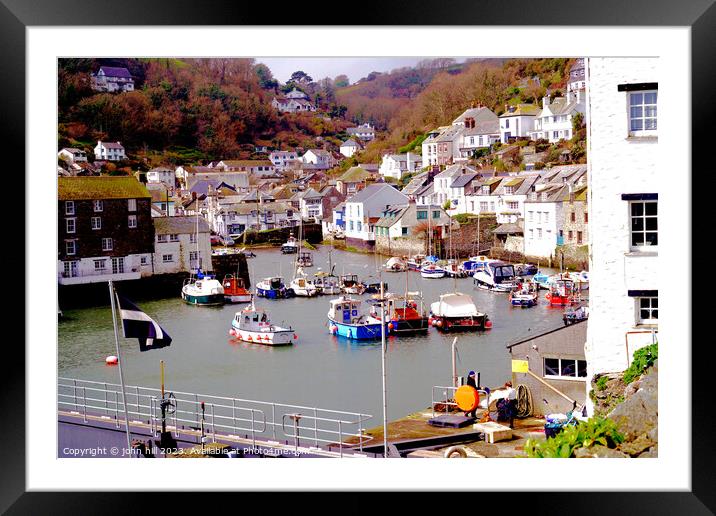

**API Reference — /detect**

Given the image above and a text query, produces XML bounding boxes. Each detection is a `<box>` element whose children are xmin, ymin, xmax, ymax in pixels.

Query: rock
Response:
<box><xmin>588</xmin><ymin>444</ymin><xmax>630</xmax><ymax>458</ymax></box>
<box><xmin>608</xmin><ymin>366</ymin><xmax>658</xmax><ymax>441</ymax></box>
<box><xmin>574</xmin><ymin>447</ymin><xmax>595</xmax><ymax>458</ymax></box>
<box><xmin>619</xmin><ymin>433</ymin><xmax>655</xmax><ymax>456</ymax></box>
<box><xmin>637</xmin><ymin>445</ymin><xmax>658</xmax><ymax>458</ymax></box>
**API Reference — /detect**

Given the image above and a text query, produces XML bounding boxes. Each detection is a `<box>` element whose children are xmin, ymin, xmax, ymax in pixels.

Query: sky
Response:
<box><xmin>256</xmin><ymin>57</ymin><xmax>465</xmax><ymax>84</ymax></box>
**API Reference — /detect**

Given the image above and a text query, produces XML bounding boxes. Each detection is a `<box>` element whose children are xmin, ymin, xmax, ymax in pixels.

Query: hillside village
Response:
<box><xmin>58</xmin><ymin>57</ymin><xmax>658</xmax><ymax>440</ymax></box>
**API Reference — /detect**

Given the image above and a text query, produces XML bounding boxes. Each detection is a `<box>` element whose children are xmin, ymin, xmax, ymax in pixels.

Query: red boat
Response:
<box><xmin>545</xmin><ymin>278</ymin><xmax>579</xmax><ymax>306</ymax></box>
<box><xmin>223</xmin><ymin>275</ymin><xmax>252</xmax><ymax>303</ymax></box>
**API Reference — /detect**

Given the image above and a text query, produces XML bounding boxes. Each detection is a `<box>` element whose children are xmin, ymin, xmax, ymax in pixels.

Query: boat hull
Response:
<box><xmin>510</xmin><ymin>296</ymin><xmax>537</xmax><ymax>307</ymax></box>
<box><xmin>420</xmin><ymin>269</ymin><xmax>446</xmax><ymax>279</ymax></box>
<box><xmin>181</xmin><ymin>292</ymin><xmax>225</xmax><ymax>306</ymax></box>
<box><xmin>328</xmin><ymin>319</ymin><xmax>389</xmax><ymax>340</ymax></box>
<box><xmin>230</xmin><ymin>322</ymin><xmax>294</xmax><ymax>346</ymax></box>
<box><xmin>256</xmin><ymin>287</ymin><xmax>293</xmax><ymax>299</ymax></box>
<box><xmin>392</xmin><ymin>317</ymin><xmax>429</xmax><ymax>334</ymax></box>
<box><xmin>430</xmin><ymin>315</ymin><xmax>490</xmax><ymax>332</ymax></box>
<box><xmin>225</xmin><ymin>293</ymin><xmax>253</xmax><ymax>303</ymax></box>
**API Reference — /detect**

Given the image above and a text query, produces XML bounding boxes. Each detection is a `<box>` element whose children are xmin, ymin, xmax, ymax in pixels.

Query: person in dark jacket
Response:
<box><xmin>464</xmin><ymin>371</ymin><xmax>478</xmax><ymax>418</ymax></box>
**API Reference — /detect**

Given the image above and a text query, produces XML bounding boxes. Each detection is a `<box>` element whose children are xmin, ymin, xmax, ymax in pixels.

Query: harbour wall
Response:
<box><xmin>240</xmin><ymin>223</ymin><xmax>322</xmax><ymax>247</ymax></box>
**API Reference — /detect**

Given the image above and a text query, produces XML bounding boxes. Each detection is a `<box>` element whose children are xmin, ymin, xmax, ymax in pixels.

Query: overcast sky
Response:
<box><xmin>256</xmin><ymin>57</ymin><xmax>465</xmax><ymax>84</ymax></box>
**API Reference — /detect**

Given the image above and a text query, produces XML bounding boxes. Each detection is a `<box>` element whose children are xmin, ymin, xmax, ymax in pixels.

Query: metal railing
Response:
<box><xmin>431</xmin><ymin>385</ymin><xmax>491</xmax><ymax>419</ymax></box>
<box><xmin>58</xmin><ymin>378</ymin><xmax>373</xmax><ymax>455</ymax></box>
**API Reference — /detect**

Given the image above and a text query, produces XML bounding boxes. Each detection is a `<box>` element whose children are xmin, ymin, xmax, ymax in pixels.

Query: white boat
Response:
<box><xmin>229</xmin><ymin>303</ymin><xmax>295</xmax><ymax>346</ymax></box>
<box><xmin>508</xmin><ymin>280</ymin><xmax>539</xmax><ymax>307</ymax></box>
<box><xmin>384</xmin><ymin>257</ymin><xmax>407</xmax><ymax>273</ymax></box>
<box><xmin>429</xmin><ymin>292</ymin><xmax>491</xmax><ymax>332</ymax></box>
<box><xmin>473</xmin><ymin>261</ymin><xmax>518</xmax><ymax>292</ymax></box>
<box><xmin>296</xmin><ymin>251</ymin><xmax>313</xmax><ymax>267</ymax></box>
<box><xmin>420</xmin><ymin>261</ymin><xmax>446</xmax><ymax>279</ymax></box>
<box><xmin>182</xmin><ymin>272</ymin><xmax>225</xmax><ymax>306</ymax></box>
<box><xmin>565</xmin><ymin>270</ymin><xmax>589</xmax><ymax>290</ymax></box>
<box><xmin>327</xmin><ymin>296</ymin><xmax>389</xmax><ymax>340</ymax></box>
<box><xmin>281</xmin><ymin>234</ymin><xmax>299</xmax><ymax>254</ymax></box>
<box><xmin>314</xmin><ymin>271</ymin><xmax>340</xmax><ymax>295</ymax></box>
<box><xmin>340</xmin><ymin>274</ymin><xmax>365</xmax><ymax>295</ymax></box>
<box><xmin>289</xmin><ymin>268</ymin><xmax>318</xmax><ymax>297</ymax></box>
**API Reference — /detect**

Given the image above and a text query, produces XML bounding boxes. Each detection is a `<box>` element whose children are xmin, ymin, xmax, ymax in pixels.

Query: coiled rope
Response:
<box><xmin>516</xmin><ymin>383</ymin><xmax>533</xmax><ymax>418</ymax></box>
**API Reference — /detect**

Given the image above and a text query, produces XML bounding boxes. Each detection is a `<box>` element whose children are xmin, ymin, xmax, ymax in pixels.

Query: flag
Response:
<box><xmin>116</xmin><ymin>294</ymin><xmax>172</xmax><ymax>351</ymax></box>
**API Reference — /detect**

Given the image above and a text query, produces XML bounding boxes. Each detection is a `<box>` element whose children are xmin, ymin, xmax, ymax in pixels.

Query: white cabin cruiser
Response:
<box><xmin>473</xmin><ymin>261</ymin><xmax>518</xmax><ymax>292</ymax></box>
<box><xmin>229</xmin><ymin>303</ymin><xmax>296</xmax><ymax>346</ymax></box>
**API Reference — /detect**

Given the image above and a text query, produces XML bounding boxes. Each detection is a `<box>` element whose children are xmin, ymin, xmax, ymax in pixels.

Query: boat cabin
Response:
<box><xmin>488</xmin><ymin>262</ymin><xmax>516</xmax><ymax>284</ymax></box>
<box><xmin>328</xmin><ymin>297</ymin><xmax>364</xmax><ymax>324</ymax></box>
<box><xmin>235</xmin><ymin>308</ymin><xmax>272</xmax><ymax>331</ymax></box>
<box><xmin>340</xmin><ymin>274</ymin><xmax>360</xmax><ymax>287</ymax></box>
<box><xmin>265</xmin><ymin>277</ymin><xmax>284</xmax><ymax>290</ymax></box>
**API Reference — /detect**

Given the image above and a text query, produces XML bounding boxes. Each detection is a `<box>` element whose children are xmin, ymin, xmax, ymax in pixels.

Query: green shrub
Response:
<box><xmin>452</xmin><ymin>213</ymin><xmax>473</xmax><ymax>224</ymax></box>
<box><xmin>524</xmin><ymin>416</ymin><xmax>625</xmax><ymax>458</ymax></box>
<box><xmin>595</xmin><ymin>375</ymin><xmax>608</xmax><ymax>391</ymax></box>
<box><xmin>623</xmin><ymin>343</ymin><xmax>658</xmax><ymax>385</ymax></box>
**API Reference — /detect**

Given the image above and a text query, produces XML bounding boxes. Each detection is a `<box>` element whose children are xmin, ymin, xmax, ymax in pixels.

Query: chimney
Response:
<box><xmin>543</xmin><ymin>95</ymin><xmax>550</xmax><ymax>109</ymax></box>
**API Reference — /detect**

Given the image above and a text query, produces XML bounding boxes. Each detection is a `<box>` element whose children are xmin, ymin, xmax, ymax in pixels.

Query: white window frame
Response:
<box><xmin>65</xmin><ymin>201</ymin><xmax>75</xmax><ymax>215</ymax></box>
<box><xmin>628</xmin><ymin>90</ymin><xmax>657</xmax><ymax>137</ymax></box>
<box><xmin>66</xmin><ymin>218</ymin><xmax>76</xmax><ymax>234</ymax></box>
<box><xmin>629</xmin><ymin>200</ymin><xmax>658</xmax><ymax>250</ymax></box>
<box><xmin>94</xmin><ymin>259</ymin><xmax>107</xmax><ymax>272</ymax></box>
<box><xmin>65</xmin><ymin>240</ymin><xmax>76</xmax><ymax>255</ymax></box>
<box><xmin>93</xmin><ymin>200</ymin><xmax>103</xmax><ymax>212</ymax></box>
<box><xmin>128</xmin><ymin>198</ymin><xmax>137</xmax><ymax>212</ymax></box>
<box><xmin>636</xmin><ymin>296</ymin><xmax>658</xmax><ymax>325</ymax></box>
<box><xmin>157</xmin><ymin>234</ymin><xmax>168</xmax><ymax>243</ymax></box>
<box><xmin>102</xmin><ymin>237</ymin><xmax>113</xmax><ymax>251</ymax></box>
<box><xmin>162</xmin><ymin>254</ymin><xmax>174</xmax><ymax>263</ymax></box>
<box><xmin>128</xmin><ymin>215</ymin><xmax>137</xmax><ymax>228</ymax></box>
<box><xmin>543</xmin><ymin>357</ymin><xmax>588</xmax><ymax>380</ymax></box>
<box><xmin>169</xmin><ymin>234</ymin><xmax>179</xmax><ymax>242</ymax></box>
<box><xmin>91</xmin><ymin>216</ymin><xmax>101</xmax><ymax>230</ymax></box>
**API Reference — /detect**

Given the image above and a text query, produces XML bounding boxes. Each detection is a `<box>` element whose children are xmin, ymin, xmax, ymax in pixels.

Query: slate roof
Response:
<box><xmin>434</xmin><ymin>125</ymin><xmax>464</xmax><ymax>143</ymax></box>
<box><xmin>450</xmin><ymin>172</ymin><xmax>479</xmax><ymax>189</ymax></box>
<box><xmin>492</xmin><ymin>223</ymin><xmax>523</xmax><ymax>235</ymax></box>
<box><xmin>452</xmin><ymin>106</ymin><xmax>498</xmax><ymax>125</ymax></box>
<box><xmin>341</xmin><ymin>139</ymin><xmax>361</xmax><ymax>148</ymax></box>
<box><xmin>346</xmin><ymin>183</ymin><xmax>402</xmax><ymax>204</ymax></box>
<box><xmin>462</xmin><ymin>119</ymin><xmax>500</xmax><ymax>136</ymax></box>
<box><xmin>154</xmin><ymin>216</ymin><xmax>210</xmax><ymax>235</ymax></box>
<box><xmin>98</xmin><ymin>66</ymin><xmax>132</xmax><ymax>78</ymax></box>
<box><xmin>99</xmin><ymin>141</ymin><xmax>124</xmax><ymax>149</ymax></box>
<box><xmin>339</xmin><ymin>166</ymin><xmax>372</xmax><ymax>183</ymax></box>
<box><xmin>58</xmin><ymin>176</ymin><xmax>150</xmax><ymax>200</ymax></box>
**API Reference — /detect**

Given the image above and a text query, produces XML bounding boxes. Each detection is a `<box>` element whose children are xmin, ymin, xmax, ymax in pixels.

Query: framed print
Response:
<box><xmin>4</xmin><ymin>0</ymin><xmax>713</xmax><ymax>512</ymax></box>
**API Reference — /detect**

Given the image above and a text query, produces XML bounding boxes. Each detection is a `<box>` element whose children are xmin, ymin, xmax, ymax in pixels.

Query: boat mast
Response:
<box><xmin>379</xmin><ymin>275</ymin><xmax>388</xmax><ymax>458</ymax></box>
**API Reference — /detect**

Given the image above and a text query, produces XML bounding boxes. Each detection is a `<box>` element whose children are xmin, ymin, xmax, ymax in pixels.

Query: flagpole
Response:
<box><xmin>109</xmin><ymin>280</ymin><xmax>133</xmax><ymax>456</ymax></box>
<box><xmin>380</xmin><ymin>275</ymin><xmax>388</xmax><ymax>458</ymax></box>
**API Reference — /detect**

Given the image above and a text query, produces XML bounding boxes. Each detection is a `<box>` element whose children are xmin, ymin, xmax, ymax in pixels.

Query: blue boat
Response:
<box><xmin>256</xmin><ymin>276</ymin><xmax>294</xmax><ymax>299</ymax></box>
<box><xmin>327</xmin><ymin>296</ymin><xmax>390</xmax><ymax>340</ymax></box>
<box><xmin>460</xmin><ymin>255</ymin><xmax>499</xmax><ymax>276</ymax></box>
<box><xmin>533</xmin><ymin>271</ymin><xmax>554</xmax><ymax>290</ymax></box>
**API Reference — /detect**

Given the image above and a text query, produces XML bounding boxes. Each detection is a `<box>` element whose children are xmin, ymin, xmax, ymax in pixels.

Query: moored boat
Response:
<box><xmin>256</xmin><ymin>276</ymin><xmax>293</xmax><ymax>299</ymax></box>
<box><xmin>296</xmin><ymin>251</ymin><xmax>313</xmax><ymax>267</ymax></box>
<box><xmin>420</xmin><ymin>261</ymin><xmax>446</xmax><ymax>279</ymax></box>
<box><xmin>375</xmin><ymin>292</ymin><xmax>429</xmax><ymax>334</ymax></box>
<box><xmin>407</xmin><ymin>254</ymin><xmax>425</xmax><ymax>271</ymax></box>
<box><xmin>384</xmin><ymin>256</ymin><xmax>407</xmax><ymax>273</ymax></box>
<box><xmin>545</xmin><ymin>278</ymin><xmax>580</xmax><ymax>306</ymax></box>
<box><xmin>313</xmin><ymin>271</ymin><xmax>340</xmax><ymax>295</ymax></box>
<box><xmin>182</xmin><ymin>271</ymin><xmax>225</xmax><ymax>306</ymax></box>
<box><xmin>460</xmin><ymin>255</ymin><xmax>499</xmax><ymax>277</ymax></box>
<box><xmin>222</xmin><ymin>274</ymin><xmax>252</xmax><ymax>303</ymax></box>
<box><xmin>281</xmin><ymin>234</ymin><xmax>298</xmax><ymax>254</ymax></box>
<box><xmin>289</xmin><ymin>270</ymin><xmax>318</xmax><ymax>297</ymax></box>
<box><xmin>514</xmin><ymin>263</ymin><xmax>539</xmax><ymax>276</ymax></box>
<box><xmin>339</xmin><ymin>274</ymin><xmax>365</xmax><ymax>295</ymax></box>
<box><xmin>429</xmin><ymin>292</ymin><xmax>491</xmax><ymax>332</ymax></box>
<box><xmin>563</xmin><ymin>305</ymin><xmax>589</xmax><ymax>325</ymax></box>
<box><xmin>473</xmin><ymin>261</ymin><xmax>518</xmax><ymax>292</ymax></box>
<box><xmin>443</xmin><ymin>259</ymin><xmax>466</xmax><ymax>278</ymax></box>
<box><xmin>229</xmin><ymin>303</ymin><xmax>296</xmax><ymax>346</ymax></box>
<box><xmin>327</xmin><ymin>296</ymin><xmax>390</xmax><ymax>340</ymax></box>
<box><xmin>508</xmin><ymin>279</ymin><xmax>539</xmax><ymax>307</ymax></box>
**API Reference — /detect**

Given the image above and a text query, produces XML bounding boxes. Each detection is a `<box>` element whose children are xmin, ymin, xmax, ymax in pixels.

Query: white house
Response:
<box><xmin>499</xmin><ymin>104</ymin><xmax>539</xmax><ymax>143</ymax></box>
<box><xmin>421</xmin><ymin>128</ymin><xmax>443</xmax><ymax>167</ymax></box>
<box><xmin>146</xmin><ymin>166</ymin><xmax>176</xmax><ymax>186</ymax></box>
<box><xmin>339</xmin><ymin>139</ymin><xmax>362</xmax><ymax>158</ymax></box>
<box><xmin>302</xmin><ymin>149</ymin><xmax>335</xmax><ymax>170</ymax></box>
<box><xmin>58</xmin><ymin>148</ymin><xmax>88</xmax><ymax>163</ymax></box>
<box><xmin>91</xmin><ymin>66</ymin><xmax>134</xmax><ymax>93</ymax></box>
<box><xmin>530</xmin><ymin>91</ymin><xmax>586</xmax><ymax>143</ymax></box>
<box><xmin>378</xmin><ymin>153</ymin><xmax>422</xmax><ymax>180</ymax></box>
<box><xmin>432</xmin><ymin>164</ymin><xmax>477</xmax><ymax>208</ymax></box>
<box><xmin>269</xmin><ymin>150</ymin><xmax>299</xmax><ymax>170</ymax></box>
<box><xmin>344</xmin><ymin>184</ymin><xmax>409</xmax><ymax>249</ymax></box>
<box><xmin>567</xmin><ymin>58</ymin><xmax>586</xmax><ymax>93</ymax></box>
<box><xmin>493</xmin><ymin>174</ymin><xmax>540</xmax><ymax>224</ymax></box>
<box><xmin>464</xmin><ymin>176</ymin><xmax>504</xmax><ymax>216</ymax></box>
<box><xmin>458</xmin><ymin>120</ymin><xmax>500</xmax><ymax>160</ymax></box>
<box><xmin>584</xmin><ymin>57</ymin><xmax>659</xmax><ymax>397</ymax></box>
<box><xmin>346</xmin><ymin>123</ymin><xmax>376</xmax><ymax>141</ymax></box>
<box><xmin>212</xmin><ymin>200</ymin><xmax>299</xmax><ymax>237</ymax></box>
<box><xmin>94</xmin><ymin>141</ymin><xmax>126</xmax><ymax>161</ymax></box>
<box><xmin>153</xmin><ymin>216</ymin><xmax>212</xmax><ymax>274</ymax></box>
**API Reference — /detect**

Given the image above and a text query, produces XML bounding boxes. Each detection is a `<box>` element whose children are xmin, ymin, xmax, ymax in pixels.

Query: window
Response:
<box><xmin>169</xmin><ymin>234</ymin><xmax>179</xmax><ymax>242</ymax></box>
<box><xmin>402</xmin><ymin>227</ymin><xmax>408</xmax><ymax>235</ymax></box>
<box><xmin>94</xmin><ymin>259</ymin><xmax>106</xmax><ymax>271</ymax></box>
<box><xmin>90</xmin><ymin>216</ymin><xmax>101</xmax><ymax>230</ymax></box>
<box><xmin>65</xmin><ymin>240</ymin><xmax>76</xmax><ymax>255</ymax></box>
<box><xmin>189</xmin><ymin>234</ymin><xmax>197</xmax><ymax>244</ymax></box>
<box><xmin>102</xmin><ymin>238</ymin><xmax>113</xmax><ymax>251</ymax></box>
<box><xmin>417</xmin><ymin>210</ymin><xmax>427</xmax><ymax>220</ymax></box>
<box><xmin>480</xmin><ymin>202</ymin><xmax>488</xmax><ymax>211</ymax></box>
<box><xmin>568</xmin><ymin>230</ymin><xmax>573</xmax><ymax>241</ymax></box>
<box><xmin>489</xmin><ymin>202</ymin><xmax>495</xmax><ymax>211</ymax></box>
<box><xmin>433</xmin><ymin>210</ymin><xmax>440</xmax><ymax>219</ymax></box>
<box><xmin>357</xmin><ymin>221</ymin><xmax>362</xmax><ymax>232</ymax></box>
<box><xmin>544</xmin><ymin>212</ymin><xmax>549</xmax><ymax>223</ymax></box>
<box><xmin>507</xmin><ymin>201</ymin><xmax>519</xmax><ymax>210</ymax></box>
<box><xmin>66</xmin><ymin>218</ymin><xmax>76</xmax><ymax>233</ymax></box>
<box><xmin>140</xmin><ymin>256</ymin><xmax>148</xmax><ymax>265</ymax></box>
<box><xmin>65</xmin><ymin>201</ymin><xmax>75</xmax><ymax>215</ymax></box>
<box><xmin>544</xmin><ymin>358</ymin><xmax>588</xmax><ymax>379</ymax></box>
<box><xmin>157</xmin><ymin>234</ymin><xmax>168</xmax><ymax>243</ymax></box>
<box><xmin>128</xmin><ymin>215</ymin><xmax>137</xmax><ymax>228</ymax></box>
<box><xmin>349</xmin><ymin>221</ymin><xmax>354</xmax><ymax>231</ymax></box>
<box><xmin>528</xmin><ymin>211</ymin><xmax>533</xmax><ymax>222</ymax></box>
<box><xmin>577</xmin><ymin>231</ymin><xmax>583</xmax><ymax>244</ymax></box>
<box><xmin>162</xmin><ymin>254</ymin><xmax>174</xmax><ymax>263</ymax></box>
<box><xmin>189</xmin><ymin>251</ymin><xmax>198</xmax><ymax>262</ymax></box>
<box><xmin>128</xmin><ymin>199</ymin><xmax>137</xmax><ymax>212</ymax></box>
<box><xmin>93</xmin><ymin>200</ymin><xmax>103</xmax><ymax>212</ymax></box>
<box><xmin>504</xmin><ymin>186</ymin><xmax>514</xmax><ymax>195</ymax></box>
<box><xmin>630</xmin><ymin>201</ymin><xmax>658</xmax><ymax>248</ymax></box>
<box><xmin>628</xmin><ymin>91</ymin><xmax>657</xmax><ymax>135</ymax></box>
<box><xmin>537</xmin><ymin>228</ymin><xmax>542</xmax><ymax>238</ymax></box>
<box><xmin>584</xmin><ymin>212</ymin><xmax>588</xmax><ymax>223</ymax></box>
<box><xmin>637</xmin><ymin>296</ymin><xmax>658</xmax><ymax>324</ymax></box>
<box><xmin>571</xmin><ymin>212</ymin><xmax>576</xmax><ymax>222</ymax></box>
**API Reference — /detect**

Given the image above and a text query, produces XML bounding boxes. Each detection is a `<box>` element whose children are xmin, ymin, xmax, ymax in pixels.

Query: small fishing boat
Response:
<box><xmin>420</xmin><ymin>261</ymin><xmax>447</xmax><ymax>279</ymax></box>
<box><xmin>314</xmin><ymin>271</ymin><xmax>340</xmax><ymax>295</ymax></box>
<box><xmin>473</xmin><ymin>261</ymin><xmax>518</xmax><ymax>292</ymax></box>
<box><xmin>514</xmin><ymin>263</ymin><xmax>538</xmax><ymax>276</ymax></box>
<box><xmin>460</xmin><ymin>255</ymin><xmax>499</xmax><ymax>277</ymax></box>
<box><xmin>429</xmin><ymin>292</ymin><xmax>491</xmax><ymax>332</ymax></box>
<box><xmin>256</xmin><ymin>276</ymin><xmax>293</xmax><ymax>299</ymax></box>
<box><xmin>327</xmin><ymin>296</ymin><xmax>390</xmax><ymax>340</ymax></box>
<box><xmin>222</xmin><ymin>274</ymin><xmax>252</xmax><ymax>304</ymax></box>
<box><xmin>229</xmin><ymin>303</ymin><xmax>296</xmax><ymax>346</ymax></box>
<box><xmin>363</xmin><ymin>281</ymin><xmax>389</xmax><ymax>294</ymax></box>
<box><xmin>296</xmin><ymin>251</ymin><xmax>313</xmax><ymax>267</ymax></box>
<box><xmin>407</xmin><ymin>254</ymin><xmax>426</xmax><ymax>271</ymax></box>
<box><xmin>374</xmin><ymin>292</ymin><xmax>429</xmax><ymax>334</ymax></box>
<box><xmin>340</xmin><ymin>274</ymin><xmax>365</xmax><ymax>295</ymax></box>
<box><xmin>182</xmin><ymin>271</ymin><xmax>225</xmax><ymax>306</ymax></box>
<box><xmin>545</xmin><ymin>278</ymin><xmax>580</xmax><ymax>306</ymax></box>
<box><xmin>281</xmin><ymin>234</ymin><xmax>299</xmax><ymax>254</ymax></box>
<box><xmin>443</xmin><ymin>259</ymin><xmax>466</xmax><ymax>278</ymax></box>
<box><xmin>508</xmin><ymin>280</ymin><xmax>539</xmax><ymax>307</ymax></box>
<box><xmin>565</xmin><ymin>270</ymin><xmax>589</xmax><ymax>290</ymax></box>
<box><xmin>289</xmin><ymin>269</ymin><xmax>318</xmax><ymax>297</ymax></box>
<box><xmin>384</xmin><ymin>256</ymin><xmax>407</xmax><ymax>273</ymax></box>
<box><xmin>563</xmin><ymin>305</ymin><xmax>589</xmax><ymax>325</ymax></box>
<box><xmin>533</xmin><ymin>271</ymin><xmax>554</xmax><ymax>290</ymax></box>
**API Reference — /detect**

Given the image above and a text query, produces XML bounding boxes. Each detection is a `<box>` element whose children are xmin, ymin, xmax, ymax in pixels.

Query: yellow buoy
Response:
<box><xmin>454</xmin><ymin>385</ymin><xmax>480</xmax><ymax>412</ymax></box>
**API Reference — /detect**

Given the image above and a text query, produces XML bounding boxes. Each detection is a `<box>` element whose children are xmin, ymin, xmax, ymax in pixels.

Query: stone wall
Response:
<box><xmin>241</xmin><ymin>223</ymin><xmax>322</xmax><ymax>246</ymax></box>
<box><xmin>375</xmin><ymin>235</ymin><xmax>426</xmax><ymax>257</ymax></box>
<box><xmin>211</xmin><ymin>252</ymin><xmax>251</xmax><ymax>287</ymax></box>
<box><xmin>448</xmin><ymin>215</ymin><xmax>497</xmax><ymax>258</ymax></box>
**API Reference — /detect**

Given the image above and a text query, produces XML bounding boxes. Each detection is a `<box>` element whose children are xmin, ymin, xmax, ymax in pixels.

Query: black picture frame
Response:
<box><xmin>4</xmin><ymin>0</ymin><xmax>711</xmax><ymax>512</ymax></box>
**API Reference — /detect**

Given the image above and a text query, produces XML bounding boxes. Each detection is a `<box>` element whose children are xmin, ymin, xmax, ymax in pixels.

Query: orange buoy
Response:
<box><xmin>484</xmin><ymin>319</ymin><xmax>493</xmax><ymax>329</ymax></box>
<box><xmin>293</xmin><ymin>334</ymin><xmax>298</xmax><ymax>340</ymax></box>
<box><xmin>454</xmin><ymin>385</ymin><xmax>480</xmax><ymax>412</ymax></box>
<box><xmin>105</xmin><ymin>355</ymin><xmax>118</xmax><ymax>365</ymax></box>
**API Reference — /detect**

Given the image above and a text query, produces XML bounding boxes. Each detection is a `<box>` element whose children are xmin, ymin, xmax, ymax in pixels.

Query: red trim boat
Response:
<box><xmin>545</xmin><ymin>278</ymin><xmax>579</xmax><ymax>306</ymax></box>
<box><xmin>222</xmin><ymin>274</ymin><xmax>252</xmax><ymax>303</ymax></box>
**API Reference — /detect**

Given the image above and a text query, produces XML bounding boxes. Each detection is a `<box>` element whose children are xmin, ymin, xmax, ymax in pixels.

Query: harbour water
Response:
<box><xmin>58</xmin><ymin>246</ymin><xmax>567</xmax><ymax>424</ymax></box>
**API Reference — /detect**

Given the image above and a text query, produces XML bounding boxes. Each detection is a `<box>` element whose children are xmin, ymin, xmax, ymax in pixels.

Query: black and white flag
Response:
<box><xmin>116</xmin><ymin>294</ymin><xmax>172</xmax><ymax>352</ymax></box>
